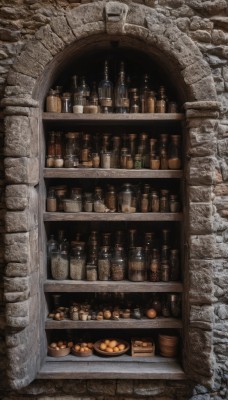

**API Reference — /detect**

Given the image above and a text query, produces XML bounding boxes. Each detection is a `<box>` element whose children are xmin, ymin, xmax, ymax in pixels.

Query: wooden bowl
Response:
<box><xmin>48</xmin><ymin>346</ymin><xmax>70</xmax><ymax>357</ymax></box>
<box><xmin>94</xmin><ymin>339</ymin><xmax>130</xmax><ymax>357</ymax></box>
<box><xmin>71</xmin><ymin>347</ymin><xmax>93</xmax><ymax>357</ymax></box>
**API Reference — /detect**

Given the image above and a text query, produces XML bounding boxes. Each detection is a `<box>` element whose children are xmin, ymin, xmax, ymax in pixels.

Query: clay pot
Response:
<box><xmin>159</xmin><ymin>334</ymin><xmax>179</xmax><ymax>358</ymax></box>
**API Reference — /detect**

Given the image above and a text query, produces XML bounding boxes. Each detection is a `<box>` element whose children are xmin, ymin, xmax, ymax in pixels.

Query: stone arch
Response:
<box><xmin>3</xmin><ymin>0</ymin><xmax>220</xmax><ymax>390</ymax></box>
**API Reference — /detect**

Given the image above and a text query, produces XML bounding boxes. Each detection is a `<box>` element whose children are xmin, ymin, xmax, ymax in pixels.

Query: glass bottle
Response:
<box><xmin>156</xmin><ymin>85</ymin><xmax>167</xmax><ymax>113</ymax></box>
<box><xmin>140</xmin><ymin>73</ymin><xmax>150</xmax><ymax>113</ymax></box>
<box><xmin>128</xmin><ymin>133</ymin><xmax>137</xmax><ymax>158</ymax></box>
<box><xmin>98</xmin><ymin>246</ymin><xmax>112</xmax><ymax>280</ymax></box>
<box><xmin>170</xmin><ymin>249</ymin><xmax>180</xmax><ymax>281</ymax></box>
<box><xmin>70</xmin><ymin>244</ymin><xmax>86</xmax><ymax>280</ymax></box>
<box><xmin>46</xmin><ymin>131</ymin><xmax>55</xmax><ymax>167</ymax></box>
<box><xmin>170</xmin><ymin>194</ymin><xmax>181</xmax><ymax>213</ymax></box>
<box><xmin>128</xmin><ymin>247</ymin><xmax>146</xmax><ymax>281</ymax></box>
<box><xmin>119</xmin><ymin>183</ymin><xmax>136</xmax><ymax>213</ymax></box>
<box><xmin>61</xmin><ymin>92</ymin><xmax>72</xmax><ymax>113</ymax></box>
<box><xmin>139</xmin><ymin>133</ymin><xmax>149</xmax><ymax>168</ymax></box>
<box><xmin>51</xmin><ymin>247</ymin><xmax>69</xmax><ymax>280</ymax></box>
<box><xmin>98</xmin><ymin>60</ymin><xmax>113</xmax><ymax>113</ymax></box>
<box><xmin>80</xmin><ymin>133</ymin><xmax>91</xmax><ymax>163</ymax></box>
<box><xmin>105</xmin><ymin>185</ymin><xmax>117</xmax><ymax>212</ymax></box>
<box><xmin>86</xmin><ymin>263</ymin><xmax>98</xmax><ymax>281</ymax></box>
<box><xmin>78</xmin><ymin>76</ymin><xmax>90</xmax><ymax>106</ymax></box>
<box><xmin>130</xmin><ymin>94</ymin><xmax>140</xmax><ymax>113</ymax></box>
<box><xmin>47</xmin><ymin>234</ymin><xmax>58</xmax><ymax>269</ymax></box>
<box><xmin>93</xmin><ymin>186</ymin><xmax>106</xmax><ymax>212</ymax></box>
<box><xmin>71</xmin><ymin>74</ymin><xmax>78</xmax><ymax>103</ymax></box>
<box><xmin>140</xmin><ymin>193</ymin><xmax>149</xmax><ymax>213</ymax></box>
<box><xmin>120</xmin><ymin>147</ymin><xmax>128</xmax><ymax>169</ymax></box>
<box><xmin>111</xmin><ymin>246</ymin><xmax>126</xmax><ymax>281</ymax></box>
<box><xmin>128</xmin><ymin>229</ymin><xmax>137</xmax><ymax>249</ymax></box>
<box><xmin>115</xmin><ymin>62</ymin><xmax>129</xmax><ymax>113</ymax></box>
<box><xmin>150</xmin><ymin>190</ymin><xmax>160</xmax><ymax>212</ymax></box>
<box><xmin>160</xmin><ymin>189</ymin><xmax>169</xmax><ymax>212</ymax></box>
<box><xmin>47</xmin><ymin>188</ymin><xmax>57</xmax><ymax>212</ymax></box>
<box><xmin>111</xmin><ymin>136</ymin><xmax>121</xmax><ymax>168</ymax></box>
<box><xmin>161</xmin><ymin>259</ymin><xmax>170</xmax><ymax>282</ymax></box>
<box><xmin>134</xmin><ymin>154</ymin><xmax>142</xmax><ymax>169</ymax></box>
<box><xmin>149</xmin><ymin>250</ymin><xmax>160</xmax><ymax>282</ymax></box>
<box><xmin>168</xmin><ymin>135</ymin><xmax>181</xmax><ymax>169</ymax></box>
<box><xmin>147</xmin><ymin>91</ymin><xmax>156</xmax><ymax>113</ymax></box>
<box><xmin>46</xmin><ymin>89</ymin><xmax>61</xmax><ymax>113</ymax></box>
<box><xmin>159</xmin><ymin>133</ymin><xmax>169</xmax><ymax>169</ymax></box>
<box><xmin>162</xmin><ymin>229</ymin><xmax>170</xmax><ymax>246</ymax></box>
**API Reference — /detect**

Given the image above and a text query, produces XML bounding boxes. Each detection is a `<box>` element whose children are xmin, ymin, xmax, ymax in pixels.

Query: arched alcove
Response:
<box><xmin>3</xmin><ymin>1</ymin><xmax>220</xmax><ymax>390</ymax></box>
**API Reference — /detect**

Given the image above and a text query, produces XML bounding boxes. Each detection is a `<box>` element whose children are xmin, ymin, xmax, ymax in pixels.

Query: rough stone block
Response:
<box><xmin>215</xmin><ymin>304</ymin><xmax>228</xmax><ymax>320</ymax></box>
<box><xmin>189</xmin><ymin>203</ymin><xmax>213</xmax><ymax>234</ymax></box>
<box><xmin>7</xmin><ymin>354</ymin><xmax>38</xmax><ymax>389</ymax></box>
<box><xmin>218</xmin><ymin>139</ymin><xmax>228</xmax><ymax>157</ymax></box>
<box><xmin>35</xmin><ymin>25</ymin><xmax>65</xmax><ymax>56</ymax></box>
<box><xmin>4</xmin><ymin>116</ymin><xmax>30</xmax><ymax>157</ymax></box>
<box><xmin>191</xmin><ymin>76</ymin><xmax>218</xmax><ymax>101</ymax></box>
<box><xmin>189</xmin><ymin>130</ymin><xmax>216</xmax><ymax>157</ymax></box>
<box><xmin>12</xmin><ymin>52</ymin><xmax>44</xmax><ymax>79</ymax></box>
<box><xmin>4</xmin><ymin>157</ymin><xmax>39</xmax><ymax>185</ymax></box>
<box><xmin>4</xmin><ymin>106</ymin><xmax>30</xmax><ymax>116</ymax></box>
<box><xmin>5</xmin><ymin>184</ymin><xmax>28</xmax><ymax>211</ymax></box>
<box><xmin>188</xmin><ymin>156</ymin><xmax>216</xmax><ymax>185</ymax></box>
<box><xmin>87</xmin><ymin>380</ymin><xmax>116</xmax><ymax>395</ymax></box>
<box><xmin>182</xmin><ymin>60</ymin><xmax>211</xmax><ymax>85</ymax></box>
<box><xmin>4</xmin><ymin>277</ymin><xmax>29</xmax><ymax>293</ymax></box>
<box><xmin>67</xmin><ymin>1</ymin><xmax>104</xmax><ymax>29</ymax></box>
<box><xmin>190</xmin><ymin>305</ymin><xmax>214</xmax><ymax>329</ymax></box>
<box><xmin>188</xmin><ymin>328</ymin><xmax>213</xmax><ymax>377</ymax></box>
<box><xmin>7</xmin><ymin>71</ymin><xmax>36</xmax><ymax>93</ymax></box>
<box><xmin>4</xmin><ymin>291</ymin><xmax>30</xmax><ymax>302</ymax></box>
<box><xmin>4</xmin><ymin>232</ymin><xmax>30</xmax><ymax>263</ymax></box>
<box><xmin>189</xmin><ymin>235</ymin><xmax>216</xmax><ymax>259</ymax></box>
<box><xmin>189</xmin><ymin>186</ymin><xmax>213</xmax><ymax>202</ymax></box>
<box><xmin>186</xmin><ymin>0</ymin><xmax>227</xmax><ymax>16</ymax></box>
<box><xmin>134</xmin><ymin>380</ymin><xmax>165</xmax><ymax>396</ymax></box>
<box><xmin>5</xmin><ymin>263</ymin><xmax>29</xmax><ymax>277</ymax></box>
<box><xmin>190</xmin><ymin>30</ymin><xmax>211</xmax><ymax>43</ymax></box>
<box><xmin>214</xmin><ymin>184</ymin><xmax>228</xmax><ymax>197</ymax></box>
<box><xmin>6</xmin><ymin>300</ymin><xmax>29</xmax><ymax>318</ymax></box>
<box><xmin>171</xmin><ymin>35</ymin><xmax>202</xmax><ymax>69</ymax></box>
<box><xmin>116</xmin><ymin>380</ymin><xmax>134</xmax><ymax>395</ymax></box>
<box><xmin>189</xmin><ymin>260</ymin><xmax>214</xmax><ymax>304</ymax></box>
<box><xmin>5</xmin><ymin>210</ymin><xmax>32</xmax><ymax>232</ymax></box>
<box><xmin>72</xmin><ymin>21</ymin><xmax>105</xmax><ymax>40</ymax></box>
<box><xmin>50</xmin><ymin>16</ymin><xmax>75</xmax><ymax>44</ymax></box>
<box><xmin>214</xmin><ymin>243</ymin><xmax>228</xmax><ymax>258</ymax></box>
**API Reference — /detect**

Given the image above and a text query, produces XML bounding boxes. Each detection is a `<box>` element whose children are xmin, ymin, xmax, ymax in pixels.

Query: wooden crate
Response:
<box><xmin>131</xmin><ymin>338</ymin><xmax>155</xmax><ymax>357</ymax></box>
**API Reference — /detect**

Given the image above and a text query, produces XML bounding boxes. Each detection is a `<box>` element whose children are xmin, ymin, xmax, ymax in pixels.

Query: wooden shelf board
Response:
<box><xmin>44</xmin><ymin>280</ymin><xmax>183</xmax><ymax>293</ymax></box>
<box><xmin>43</xmin><ymin>212</ymin><xmax>183</xmax><ymax>222</ymax></box>
<box><xmin>43</xmin><ymin>168</ymin><xmax>183</xmax><ymax>179</ymax></box>
<box><xmin>45</xmin><ymin>317</ymin><xmax>182</xmax><ymax>330</ymax></box>
<box><xmin>43</xmin><ymin>112</ymin><xmax>184</xmax><ymax>126</ymax></box>
<box><xmin>38</xmin><ymin>355</ymin><xmax>185</xmax><ymax>380</ymax></box>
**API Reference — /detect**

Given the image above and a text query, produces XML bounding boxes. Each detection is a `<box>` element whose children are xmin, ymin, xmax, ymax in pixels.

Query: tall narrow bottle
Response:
<box><xmin>140</xmin><ymin>74</ymin><xmax>150</xmax><ymax>113</ymax></box>
<box><xmin>115</xmin><ymin>62</ymin><xmax>129</xmax><ymax>113</ymax></box>
<box><xmin>98</xmin><ymin>60</ymin><xmax>113</xmax><ymax>113</ymax></box>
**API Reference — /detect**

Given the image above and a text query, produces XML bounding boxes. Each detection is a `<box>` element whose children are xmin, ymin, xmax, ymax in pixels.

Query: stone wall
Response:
<box><xmin>0</xmin><ymin>0</ymin><xmax>228</xmax><ymax>399</ymax></box>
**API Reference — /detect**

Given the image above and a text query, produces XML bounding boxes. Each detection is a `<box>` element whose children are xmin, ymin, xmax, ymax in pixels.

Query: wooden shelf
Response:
<box><xmin>44</xmin><ymin>280</ymin><xmax>183</xmax><ymax>293</ymax></box>
<box><xmin>44</xmin><ymin>212</ymin><xmax>183</xmax><ymax>222</ymax></box>
<box><xmin>38</xmin><ymin>355</ymin><xmax>185</xmax><ymax>380</ymax></box>
<box><xmin>45</xmin><ymin>317</ymin><xmax>182</xmax><ymax>330</ymax></box>
<box><xmin>43</xmin><ymin>112</ymin><xmax>184</xmax><ymax>127</ymax></box>
<box><xmin>44</xmin><ymin>168</ymin><xmax>183</xmax><ymax>179</ymax></box>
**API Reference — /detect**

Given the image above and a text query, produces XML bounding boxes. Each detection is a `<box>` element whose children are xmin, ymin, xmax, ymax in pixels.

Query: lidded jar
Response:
<box><xmin>94</xmin><ymin>186</ymin><xmax>106</xmax><ymax>212</ymax></box>
<box><xmin>105</xmin><ymin>185</ymin><xmax>117</xmax><ymax>212</ymax></box>
<box><xmin>128</xmin><ymin>247</ymin><xmax>146</xmax><ymax>282</ymax></box>
<box><xmin>170</xmin><ymin>249</ymin><xmax>180</xmax><ymax>281</ymax></box>
<box><xmin>168</xmin><ymin>135</ymin><xmax>181</xmax><ymax>169</ymax></box>
<box><xmin>70</xmin><ymin>244</ymin><xmax>86</xmax><ymax>280</ymax></box>
<box><xmin>119</xmin><ymin>183</ymin><xmax>136</xmax><ymax>213</ymax></box>
<box><xmin>51</xmin><ymin>247</ymin><xmax>69</xmax><ymax>280</ymax></box>
<box><xmin>98</xmin><ymin>246</ymin><xmax>112</xmax><ymax>281</ymax></box>
<box><xmin>111</xmin><ymin>246</ymin><xmax>126</xmax><ymax>281</ymax></box>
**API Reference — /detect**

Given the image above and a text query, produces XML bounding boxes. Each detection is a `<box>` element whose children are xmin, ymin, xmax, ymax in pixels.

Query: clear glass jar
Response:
<box><xmin>47</xmin><ymin>234</ymin><xmax>58</xmax><ymax>269</ymax></box>
<box><xmin>98</xmin><ymin>60</ymin><xmax>113</xmax><ymax>113</ymax></box>
<box><xmin>92</xmin><ymin>152</ymin><xmax>100</xmax><ymax>168</ymax></box>
<box><xmin>111</xmin><ymin>136</ymin><xmax>120</xmax><ymax>168</ymax></box>
<box><xmin>128</xmin><ymin>247</ymin><xmax>146</xmax><ymax>281</ymax></box>
<box><xmin>160</xmin><ymin>189</ymin><xmax>169</xmax><ymax>212</ymax></box>
<box><xmin>130</xmin><ymin>94</ymin><xmax>140</xmax><ymax>113</ymax></box>
<box><xmin>140</xmin><ymin>193</ymin><xmax>149</xmax><ymax>213</ymax></box>
<box><xmin>120</xmin><ymin>147</ymin><xmax>128</xmax><ymax>169</ymax></box>
<box><xmin>55</xmin><ymin>187</ymin><xmax>67</xmax><ymax>211</ymax></box>
<box><xmin>159</xmin><ymin>134</ymin><xmax>169</xmax><ymax>170</ymax></box>
<box><xmin>70</xmin><ymin>245</ymin><xmax>86</xmax><ymax>280</ymax></box>
<box><xmin>64</xmin><ymin>154</ymin><xmax>78</xmax><ymax>168</ymax></box>
<box><xmin>147</xmin><ymin>91</ymin><xmax>156</xmax><ymax>113</ymax></box>
<box><xmin>105</xmin><ymin>186</ymin><xmax>117</xmax><ymax>212</ymax></box>
<box><xmin>111</xmin><ymin>246</ymin><xmax>126</xmax><ymax>281</ymax></box>
<box><xmin>94</xmin><ymin>187</ymin><xmax>106</xmax><ymax>212</ymax></box>
<box><xmin>115</xmin><ymin>62</ymin><xmax>129</xmax><ymax>113</ymax></box>
<box><xmin>149</xmin><ymin>252</ymin><xmax>160</xmax><ymax>282</ymax></box>
<box><xmin>150</xmin><ymin>191</ymin><xmax>160</xmax><ymax>212</ymax></box>
<box><xmin>46</xmin><ymin>89</ymin><xmax>61</xmax><ymax>112</ymax></box>
<box><xmin>156</xmin><ymin>86</ymin><xmax>167</xmax><ymax>113</ymax></box>
<box><xmin>134</xmin><ymin>154</ymin><xmax>142</xmax><ymax>169</ymax></box>
<box><xmin>73</xmin><ymin>93</ymin><xmax>84</xmax><ymax>114</ymax></box>
<box><xmin>161</xmin><ymin>259</ymin><xmax>170</xmax><ymax>282</ymax></box>
<box><xmin>170</xmin><ymin>194</ymin><xmax>181</xmax><ymax>212</ymax></box>
<box><xmin>83</xmin><ymin>192</ymin><xmax>93</xmax><ymax>212</ymax></box>
<box><xmin>86</xmin><ymin>264</ymin><xmax>98</xmax><ymax>281</ymax></box>
<box><xmin>150</xmin><ymin>153</ymin><xmax>160</xmax><ymax>170</ymax></box>
<box><xmin>61</xmin><ymin>92</ymin><xmax>72</xmax><ymax>113</ymax></box>
<box><xmin>101</xmin><ymin>151</ymin><xmax>111</xmax><ymax>169</ymax></box>
<box><xmin>46</xmin><ymin>188</ymin><xmax>57</xmax><ymax>212</ymax></box>
<box><xmin>51</xmin><ymin>250</ymin><xmax>69</xmax><ymax>280</ymax></box>
<box><xmin>119</xmin><ymin>183</ymin><xmax>136</xmax><ymax>213</ymax></box>
<box><xmin>168</xmin><ymin>293</ymin><xmax>181</xmax><ymax>317</ymax></box>
<box><xmin>168</xmin><ymin>135</ymin><xmax>181</xmax><ymax>169</ymax></box>
<box><xmin>98</xmin><ymin>246</ymin><xmax>112</xmax><ymax>280</ymax></box>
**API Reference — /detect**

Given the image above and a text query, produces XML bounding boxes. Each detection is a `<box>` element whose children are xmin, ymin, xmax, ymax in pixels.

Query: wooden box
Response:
<box><xmin>131</xmin><ymin>338</ymin><xmax>155</xmax><ymax>357</ymax></box>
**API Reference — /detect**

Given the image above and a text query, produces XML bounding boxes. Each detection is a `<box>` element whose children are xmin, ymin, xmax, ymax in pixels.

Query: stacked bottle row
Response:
<box><xmin>47</xmin><ymin>183</ymin><xmax>181</xmax><ymax>214</ymax></box>
<box><xmin>46</xmin><ymin>61</ymin><xmax>179</xmax><ymax>115</ymax></box>
<box><xmin>47</xmin><ymin>229</ymin><xmax>180</xmax><ymax>282</ymax></box>
<box><xmin>46</xmin><ymin>131</ymin><xmax>181</xmax><ymax>170</ymax></box>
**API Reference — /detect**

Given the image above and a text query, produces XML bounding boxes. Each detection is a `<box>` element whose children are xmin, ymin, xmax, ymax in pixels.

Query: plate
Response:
<box><xmin>94</xmin><ymin>339</ymin><xmax>130</xmax><ymax>356</ymax></box>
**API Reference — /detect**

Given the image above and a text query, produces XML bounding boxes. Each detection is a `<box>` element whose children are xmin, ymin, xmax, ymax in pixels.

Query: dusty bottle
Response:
<box><xmin>156</xmin><ymin>86</ymin><xmax>167</xmax><ymax>113</ymax></box>
<box><xmin>98</xmin><ymin>60</ymin><xmax>113</xmax><ymax>113</ymax></box>
<box><xmin>168</xmin><ymin>135</ymin><xmax>181</xmax><ymax>169</ymax></box>
<box><xmin>115</xmin><ymin>62</ymin><xmax>129</xmax><ymax>113</ymax></box>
